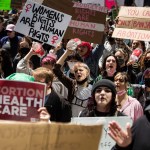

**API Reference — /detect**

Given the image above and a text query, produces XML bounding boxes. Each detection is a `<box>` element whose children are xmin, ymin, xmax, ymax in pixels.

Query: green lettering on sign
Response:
<box><xmin>0</xmin><ymin>0</ymin><xmax>11</xmax><ymax>10</ymax></box>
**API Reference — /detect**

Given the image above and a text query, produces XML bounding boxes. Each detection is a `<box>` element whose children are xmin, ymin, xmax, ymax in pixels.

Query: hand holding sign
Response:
<box><xmin>66</xmin><ymin>38</ymin><xmax>82</xmax><ymax>51</ymax></box>
<box><xmin>38</xmin><ymin>107</ymin><xmax>50</xmax><ymax>122</ymax></box>
<box><xmin>32</xmin><ymin>42</ymin><xmax>45</xmax><ymax>57</ymax></box>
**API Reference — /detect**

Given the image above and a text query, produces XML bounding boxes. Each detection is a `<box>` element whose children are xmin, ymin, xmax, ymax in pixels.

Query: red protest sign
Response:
<box><xmin>0</xmin><ymin>80</ymin><xmax>46</xmax><ymax>122</ymax></box>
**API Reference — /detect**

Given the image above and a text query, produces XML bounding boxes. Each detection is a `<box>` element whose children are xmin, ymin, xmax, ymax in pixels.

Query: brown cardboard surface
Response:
<box><xmin>43</xmin><ymin>0</ymin><xmax>106</xmax><ymax>44</ymax></box>
<box><xmin>11</xmin><ymin>0</ymin><xmax>22</xmax><ymax>9</ymax></box>
<box><xmin>0</xmin><ymin>121</ymin><xmax>103</xmax><ymax>150</ymax></box>
<box><xmin>112</xmin><ymin>28</ymin><xmax>150</xmax><ymax>41</ymax></box>
<box><xmin>113</xmin><ymin>6</ymin><xmax>150</xmax><ymax>41</ymax></box>
<box><xmin>118</xmin><ymin>6</ymin><xmax>150</xmax><ymax>19</ymax></box>
<box><xmin>116</xmin><ymin>17</ymin><xmax>150</xmax><ymax>31</ymax></box>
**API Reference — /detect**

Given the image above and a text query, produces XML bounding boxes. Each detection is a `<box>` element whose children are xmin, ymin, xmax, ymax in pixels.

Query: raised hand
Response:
<box><xmin>108</xmin><ymin>121</ymin><xmax>132</xmax><ymax>148</ymax></box>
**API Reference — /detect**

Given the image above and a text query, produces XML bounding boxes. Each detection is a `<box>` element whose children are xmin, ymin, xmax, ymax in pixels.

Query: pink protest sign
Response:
<box><xmin>105</xmin><ymin>0</ymin><xmax>116</xmax><ymax>9</ymax></box>
<box><xmin>0</xmin><ymin>80</ymin><xmax>46</xmax><ymax>122</ymax></box>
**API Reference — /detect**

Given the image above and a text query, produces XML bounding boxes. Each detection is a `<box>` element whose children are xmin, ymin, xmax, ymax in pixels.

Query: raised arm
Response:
<box><xmin>16</xmin><ymin>48</ymin><xmax>36</xmax><ymax>75</ymax></box>
<box><xmin>53</xmin><ymin>49</ymin><xmax>75</xmax><ymax>88</ymax></box>
<box><xmin>56</xmin><ymin>48</ymin><xmax>73</xmax><ymax>65</ymax></box>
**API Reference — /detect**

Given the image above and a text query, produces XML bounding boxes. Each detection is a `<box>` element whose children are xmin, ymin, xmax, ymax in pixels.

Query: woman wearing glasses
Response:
<box><xmin>114</xmin><ymin>72</ymin><xmax>143</xmax><ymax>122</ymax></box>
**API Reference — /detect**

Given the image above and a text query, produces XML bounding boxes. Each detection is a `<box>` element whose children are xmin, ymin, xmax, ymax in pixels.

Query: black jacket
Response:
<box><xmin>79</xmin><ymin>108</ymin><xmax>124</xmax><ymax>117</ymax></box>
<box><xmin>45</xmin><ymin>90</ymin><xmax>71</xmax><ymax>122</ymax></box>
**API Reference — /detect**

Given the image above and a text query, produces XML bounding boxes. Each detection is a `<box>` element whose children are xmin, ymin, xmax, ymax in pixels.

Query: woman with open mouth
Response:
<box><xmin>94</xmin><ymin>54</ymin><xmax>120</xmax><ymax>84</ymax></box>
<box><xmin>53</xmin><ymin>48</ymin><xmax>92</xmax><ymax>117</ymax></box>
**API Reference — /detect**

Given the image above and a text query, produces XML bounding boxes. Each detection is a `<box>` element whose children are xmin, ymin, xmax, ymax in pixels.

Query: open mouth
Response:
<box><xmin>76</xmin><ymin>74</ymin><xmax>82</xmax><ymax>79</ymax></box>
<box><xmin>109</xmin><ymin>65</ymin><xmax>113</xmax><ymax>68</ymax></box>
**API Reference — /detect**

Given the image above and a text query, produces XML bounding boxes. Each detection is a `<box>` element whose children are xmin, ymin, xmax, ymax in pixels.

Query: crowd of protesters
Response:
<box><xmin>0</xmin><ymin>1</ymin><xmax>150</xmax><ymax>149</ymax></box>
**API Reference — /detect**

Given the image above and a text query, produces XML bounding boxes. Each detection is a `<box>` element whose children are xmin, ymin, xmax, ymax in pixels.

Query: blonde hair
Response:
<box><xmin>33</xmin><ymin>67</ymin><xmax>54</xmax><ymax>83</ymax></box>
<box><xmin>73</xmin><ymin>62</ymin><xmax>90</xmax><ymax>73</ymax></box>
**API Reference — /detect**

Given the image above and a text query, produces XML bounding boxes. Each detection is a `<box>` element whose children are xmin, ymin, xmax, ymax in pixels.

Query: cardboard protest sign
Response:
<box><xmin>0</xmin><ymin>0</ymin><xmax>11</xmax><ymax>10</ymax></box>
<box><xmin>11</xmin><ymin>0</ymin><xmax>22</xmax><ymax>9</ymax></box>
<box><xmin>15</xmin><ymin>0</ymin><xmax>72</xmax><ymax>46</ymax></box>
<box><xmin>0</xmin><ymin>121</ymin><xmax>103</xmax><ymax>150</ymax></box>
<box><xmin>82</xmin><ymin>0</ymin><xmax>105</xmax><ymax>6</ymax></box>
<box><xmin>72</xmin><ymin>117</ymin><xmax>132</xmax><ymax>150</ymax></box>
<box><xmin>11</xmin><ymin>0</ymin><xmax>43</xmax><ymax>9</ymax></box>
<box><xmin>112</xmin><ymin>6</ymin><xmax>150</xmax><ymax>41</ymax></box>
<box><xmin>118</xmin><ymin>7</ymin><xmax>150</xmax><ymax>19</ymax></box>
<box><xmin>43</xmin><ymin>0</ymin><xmax>107</xmax><ymax>44</ymax></box>
<box><xmin>113</xmin><ymin>28</ymin><xmax>150</xmax><ymax>41</ymax></box>
<box><xmin>0</xmin><ymin>80</ymin><xmax>46</xmax><ymax>122</ymax></box>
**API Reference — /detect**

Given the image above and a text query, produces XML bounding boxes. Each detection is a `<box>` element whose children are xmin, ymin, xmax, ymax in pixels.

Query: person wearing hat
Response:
<box><xmin>79</xmin><ymin>79</ymin><xmax>124</xmax><ymax>117</ymax></box>
<box><xmin>0</xmin><ymin>24</ymin><xmax>22</xmax><ymax>59</ymax></box>
<box><xmin>77</xmin><ymin>41</ymin><xmax>104</xmax><ymax>81</ymax></box>
<box><xmin>17</xmin><ymin>46</ymin><xmax>68</xmax><ymax>99</ymax></box>
<box><xmin>108</xmin><ymin>69</ymin><xmax>150</xmax><ymax>150</ymax></box>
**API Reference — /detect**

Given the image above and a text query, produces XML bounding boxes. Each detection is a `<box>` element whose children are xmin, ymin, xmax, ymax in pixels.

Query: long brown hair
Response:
<box><xmin>139</xmin><ymin>49</ymin><xmax>150</xmax><ymax>71</ymax></box>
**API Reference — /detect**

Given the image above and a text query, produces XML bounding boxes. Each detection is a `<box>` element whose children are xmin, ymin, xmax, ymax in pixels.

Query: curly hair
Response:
<box><xmin>139</xmin><ymin>49</ymin><xmax>150</xmax><ymax>71</ymax></box>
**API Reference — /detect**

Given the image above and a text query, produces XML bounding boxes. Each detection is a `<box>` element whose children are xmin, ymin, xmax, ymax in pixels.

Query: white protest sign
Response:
<box><xmin>82</xmin><ymin>0</ymin><xmax>105</xmax><ymax>6</ymax></box>
<box><xmin>15</xmin><ymin>0</ymin><xmax>72</xmax><ymax>46</ymax></box>
<box><xmin>71</xmin><ymin>117</ymin><xmax>132</xmax><ymax>150</ymax></box>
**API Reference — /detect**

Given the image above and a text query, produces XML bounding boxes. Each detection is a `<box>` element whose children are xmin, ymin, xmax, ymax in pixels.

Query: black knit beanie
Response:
<box><xmin>92</xmin><ymin>79</ymin><xmax>116</xmax><ymax>96</ymax></box>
